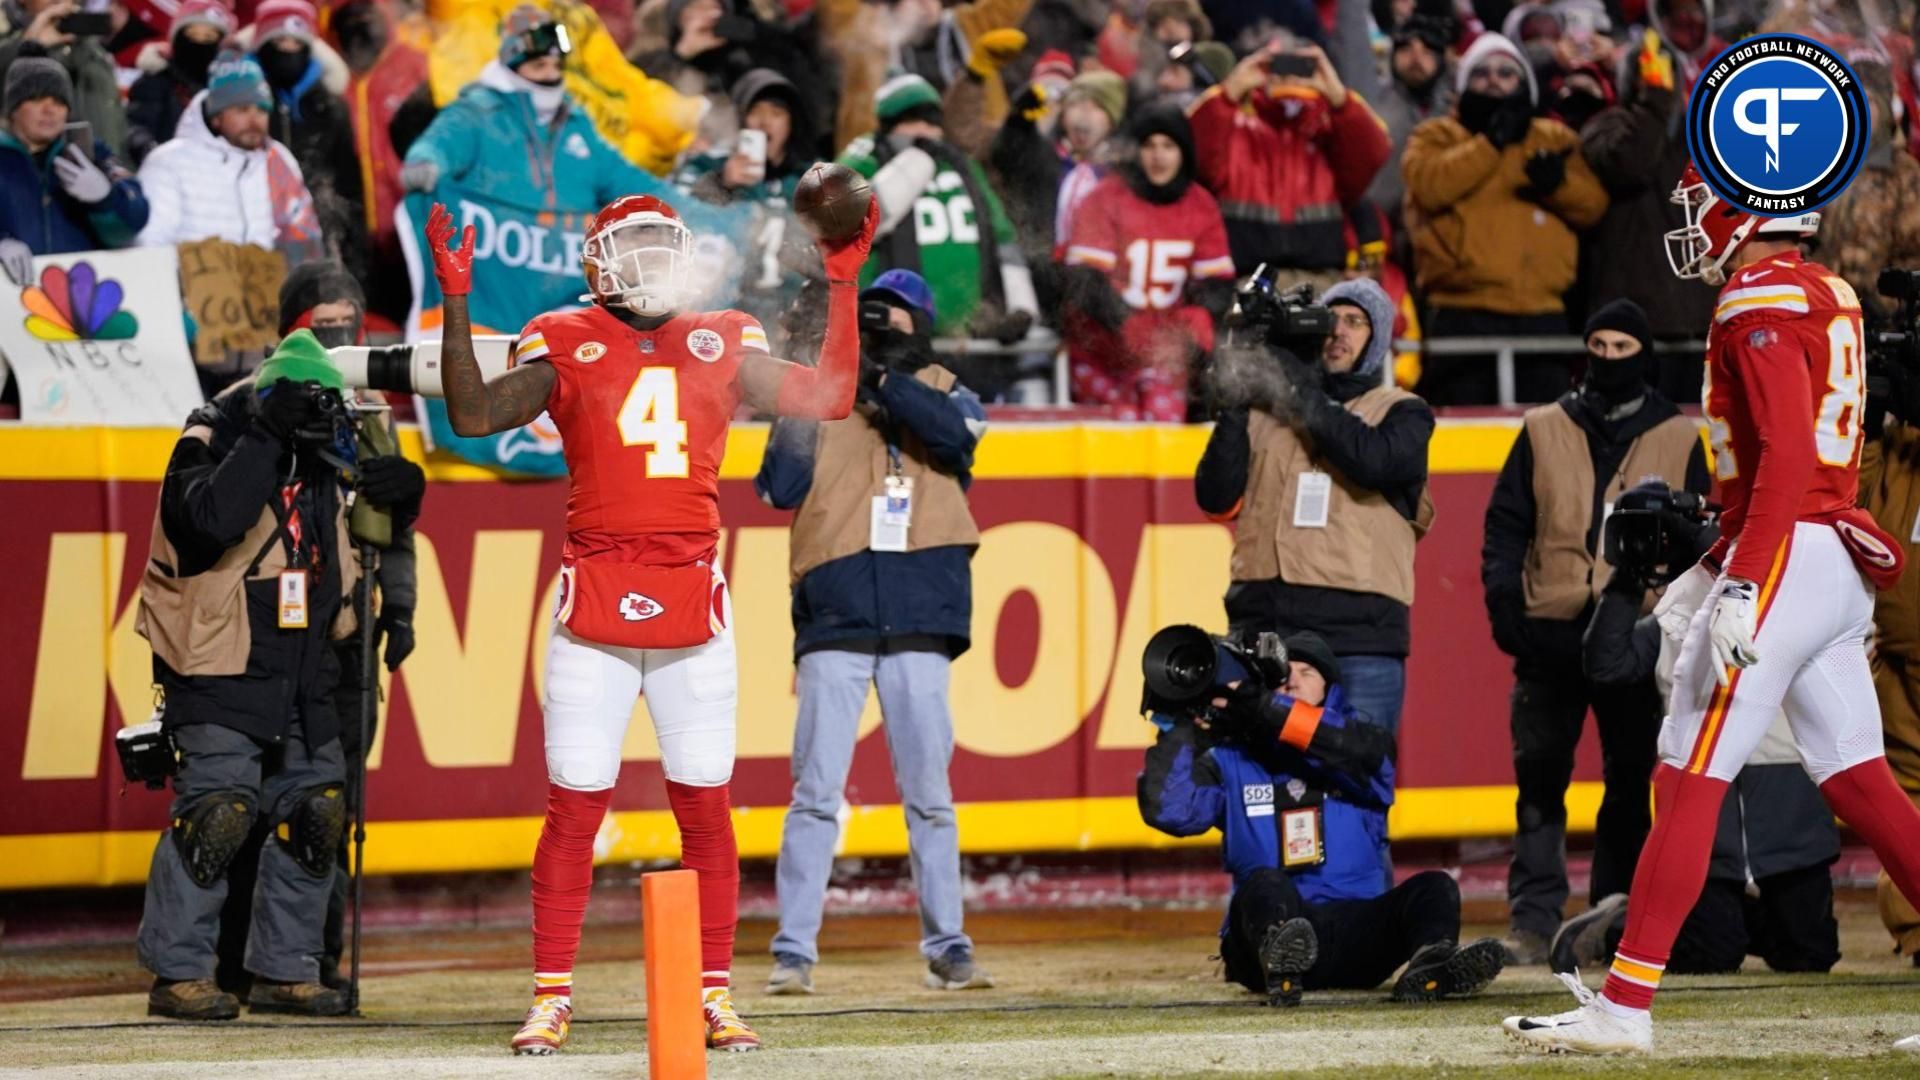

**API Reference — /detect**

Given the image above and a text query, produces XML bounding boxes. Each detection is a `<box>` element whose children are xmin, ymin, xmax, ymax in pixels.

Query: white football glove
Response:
<box><xmin>1655</xmin><ymin>561</ymin><xmax>1715</xmax><ymax>643</ymax></box>
<box><xmin>1706</xmin><ymin>578</ymin><xmax>1760</xmax><ymax>686</ymax></box>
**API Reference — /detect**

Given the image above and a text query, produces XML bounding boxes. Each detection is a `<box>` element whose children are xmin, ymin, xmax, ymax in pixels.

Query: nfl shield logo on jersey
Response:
<box><xmin>618</xmin><ymin>592</ymin><xmax>664</xmax><ymax>622</ymax></box>
<box><xmin>1686</xmin><ymin>33</ymin><xmax>1869</xmax><ymax>216</ymax></box>
<box><xmin>686</xmin><ymin>329</ymin><xmax>724</xmax><ymax>363</ymax></box>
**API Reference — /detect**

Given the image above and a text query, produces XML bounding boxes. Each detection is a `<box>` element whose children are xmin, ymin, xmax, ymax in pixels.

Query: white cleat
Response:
<box><xmin>1895</xmin><ymin>1034</ymin><xmax>1920</xmax><ymax>1054</ymax></box>
<box><xmin>1501</xmin><ymin>972</ymin><xmax>1652</xmax><ymax>1055</ymax></box>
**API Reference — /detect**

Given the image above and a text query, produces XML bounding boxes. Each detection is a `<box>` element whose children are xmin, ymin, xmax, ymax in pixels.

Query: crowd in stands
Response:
<box><xmin>1</xmin><ymin>0</ymin><xmax>1919</xmax><ymax>415</ymax></box>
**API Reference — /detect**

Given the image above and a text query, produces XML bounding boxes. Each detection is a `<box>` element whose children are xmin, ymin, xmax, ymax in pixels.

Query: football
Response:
<box><xmin>793</xmin><ymin>162</ymin><xmax>873</xmax><ymax>241</ymax></box>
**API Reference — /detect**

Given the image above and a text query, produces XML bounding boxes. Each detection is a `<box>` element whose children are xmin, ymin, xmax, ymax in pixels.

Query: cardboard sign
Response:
<box><xmin>177</xmin><ymin>238</ymin><xmax>287</xmax><ymax>366</ymax></box>
<box><xmin>0</xmin><ymin>247</ymin><xmax>201</xmax><ymax>424</ymax></box>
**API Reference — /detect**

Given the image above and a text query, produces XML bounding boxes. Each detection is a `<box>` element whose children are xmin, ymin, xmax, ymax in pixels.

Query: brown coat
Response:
<box><xmin>1814</xmin><ymin>150</ymin><xmax>1920</xmax><ymax>325</ymax></box>
<box><xmin>787</xmin><ymin>364</ymin><xmax>982</xmax><ymax>583</ymax></box>
<box><xmin>1519</xmin><ymin>404</ymin><xmax>1701</xmax><ymax>619</ymax></box>
<box><xmin>1231</xmin><ymin>388</ymin><xmax>1435</xmax><ymax>605</ymax></box>
<box><xmin>819</xmin><ymin>0</ymin><xmax>1030</xmax><ymax>153</ymax></box>
<box><xmin>1402</xmin><ymin>116</ymin><xmax>1609</xmax><ymax>316</ymax></box>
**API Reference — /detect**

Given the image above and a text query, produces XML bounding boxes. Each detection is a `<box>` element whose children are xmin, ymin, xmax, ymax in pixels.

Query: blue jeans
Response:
<box><xmin>1335</xmin><ymin>654</ymin><xmax>1404</xmax><ymax>890</ymax></box>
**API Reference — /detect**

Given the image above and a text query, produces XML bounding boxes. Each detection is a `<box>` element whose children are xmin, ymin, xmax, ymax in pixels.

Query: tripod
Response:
<box><xmin>348</xmin><ymin>539</ymin><xmax>376</xmax><ymax>1016</ymax></box>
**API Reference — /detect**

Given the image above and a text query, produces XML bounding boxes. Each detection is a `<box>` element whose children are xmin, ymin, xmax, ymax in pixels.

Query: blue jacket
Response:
<box><xmin>756</xmin><ymin>371</ymin><xmax>988</xmax><ymax>658</ymax></box>
<box><xmin>404</xmin><ymin>68</ymin><xmax>666</xmax><ymax>214</ymax></box>
<box><xmin>0</xmin><ymin>132</ymin><xmax>146</xmax><ymax>254</ymax></box>
<box><xmin>1137</xmin><ymin>683</ymin><xmax>1395</xmax><ymax>904</ymax></box>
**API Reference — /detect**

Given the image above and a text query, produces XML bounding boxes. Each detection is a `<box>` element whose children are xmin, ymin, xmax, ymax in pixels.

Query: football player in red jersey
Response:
<box><xmin>1504</xmin><ymin>166</ymin><xmax>1920</xmax><ymax>1054</ymax></box>
<box><xmin>422</xmin><ymin>192</ymin><xmax>879</xmax><ymax>1055</ymax></box>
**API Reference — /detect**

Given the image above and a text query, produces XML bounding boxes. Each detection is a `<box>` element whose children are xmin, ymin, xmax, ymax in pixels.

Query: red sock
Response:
<box><xmin>1820</xmin><ymin>758</ymin><xmax>1920</xmax><ymax>909</ymax></box>
<box><xmin>530</xmin><ymin>783</ymin><xmax>613</xmax><ymax>999</ymax></box>
<box><xmin>1601</xmin><ymin>763</ymin><xmax>1729</xmax><ymax>1012</ymax></box>
<box><xmin>666</xmin><ymin>779</ymin><xmax>738</xmax><ymax>992</ymax></box>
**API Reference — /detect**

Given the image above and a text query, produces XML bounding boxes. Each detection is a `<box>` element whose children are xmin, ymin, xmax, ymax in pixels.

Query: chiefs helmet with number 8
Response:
<box><xmin>581</xmin><ymin>194</ymin><xmax>691</xmax><ymax>318</ymax></box>
<box><xmin>1665</xmin><ymin>162</ymin><xmax>1821</xmax><ymax>286</ymax></box>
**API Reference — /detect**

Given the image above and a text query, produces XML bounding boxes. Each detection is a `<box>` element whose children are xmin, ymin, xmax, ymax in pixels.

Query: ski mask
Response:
<box><xmin>173</xmin><ymin>36</ymin><xmax>221</xmax><ymax>84</ymax></box>
<box><xmin>258</xmin><ymin>43</ymin><xmax>312</xmax><ymax>91</ymax></box>
<box><xmin>1581</xmin><ymin>298</ymin><xmax>1653</xmax><ymax>409</ymax></box>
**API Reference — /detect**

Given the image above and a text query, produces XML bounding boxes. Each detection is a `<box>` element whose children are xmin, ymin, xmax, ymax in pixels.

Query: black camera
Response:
<box><xmin>1869</xmin><ymin>268</ymin><xmax>1920</xmax><ymax>372</ymax></box>
<box><xmin>115</xmin><ymin>715</ymin><xmax>177</xmax><ymax>790</ymax></box>
<box><xmin>1141</xmin><ymin>624</ymin><xmax>1290</xmax><ymax>722</ymax></box>
<box><xmin>1603</xmin><ymin>483</ymin><xmax>1713</xmax><ymax>585</ymax></box>
<box><xmin>1227</xmin><ymin>264</ymin><xmax>1334</xmax><ymax>357</ymax></box>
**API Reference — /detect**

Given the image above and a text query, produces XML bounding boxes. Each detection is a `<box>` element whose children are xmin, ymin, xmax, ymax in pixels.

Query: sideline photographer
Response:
<box><xmin>1480</xmin><ymin>299</ymin><xmax>1710</xmax><ymax>965</ymax></box>
<box><xmin>132</xmin><ymin>332</ymin><xmax>424</xmax><ymax>1020</ymax></box>
<box><xmin>1194</xmin><ymin>275</ymin><xmax>1435</xmax><ymax>764</ymax></box>
<box><xmin>1858</xmin><ymin>267</ymin><xmax>1920</xmax><ymax>958</ymax></box>
<box><xmin>754</xmin><ymin>269</ymin><xmax>995</xmax><ymax>994</ymax></box>
<box><xmin>1557</xmin><ymin>482</ymin><xmax>1839</xmax><ymax>975</ymax></box>
<box><xmin>1136</xmin><ymin>626</ymin><xmax>1504</xmax><ymax>1006</ymax></box>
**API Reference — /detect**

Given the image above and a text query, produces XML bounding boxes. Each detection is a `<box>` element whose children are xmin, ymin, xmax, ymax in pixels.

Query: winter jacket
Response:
<box><xmin>1403</xmin><ymin>113</ymin><xmax>1607</xmax><ymax>316</ymax></box>
<box><xmin>147</xmin><ymin>382</ymin><xmax>355</xmax><ymax>745</ymax></box>
<box><xmin>126</xmin><ymin>46</ymin><xmax>206</xmax><ymax>167</ymax></box>
<box><xmin>1364</xmin><ymin>70</ymin><xmax>1453</xmax><ymax>231</ymax></box>
<box><xmin>423</xmin><ymin>0</ymin><xmax>701</xmax><ymax>175</ymax></box>
<box><xmin>406</xmin><ymin>62</ymin><xmax>669</xmax><ymax>215</ymax></box>
<box><xmin>0</xmin><ymin>4</ymin><xmax>128</xmax><ymax>157</ymax></box>
<box><xmin>1812</xmin><ymin>144</ymin><xmax>1920</xmax><ymax>327</ymax></box>
<box><xmin>1137</xmin><ymin>683</ymin><xmax>1394</xmax><ymax>901</ymax></box>
<box><xmin>1482</xmin><ymin>389</ymin><xmax>1711</xmax><ymax>680</ymax></box>
<box><xmin>136</xmin><ymin>90</ymin><xmax>314</xmax><ymax>251</ymax></box>
<box><xmin>1194</xmin><ymin>282</ymin><xmax>1432</xmax><ymax>656</ymax></box>
<box><xmin>0</xmin><ymin>131</ymin><xmax>147</xmax><ymax>253</ymax></box>
<box><xmin>1579</xmin><ymin>79</ymin><xmax>1716</xmax><ymax>337</ymax></box>
<box><xmin>345</xmin><ymin>13</ymin><xmax>430</xmax><ymax>253</ymax></box>
<box><xmin>259</xmin><ymin>53</ymin><xmax>366</xmax><ymax>279</ymax></box>
<box><xmin>822</xmin><ymin>0</ymin><xmax>1031</xmax><ymax>152</ymax></box>
<box><xmin>755</xmin><ymin>370</ymin><xmax>987</xmax><ymax>658</ymax></box>
<box><xmin>1185</xmin><ymin>84</ymin><xmax>1391</xmax><ymax>274</ymax></box>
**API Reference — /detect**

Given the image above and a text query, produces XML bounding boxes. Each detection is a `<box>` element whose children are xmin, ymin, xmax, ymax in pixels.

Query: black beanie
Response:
<box><xmin>1583</xmin><ymin>298</ymin><xmax>1653</xmax><ymax>357</ymax></box>
<box><xmin>278</xmin><ymin>260</ymin><xmax>365</xmax><ymax>336</ymax></box>
<box><xmin>5</xmin><ymin>47</ymin><xmax>72</xmax><ymax>120</ymax></box>
<box><xmin>1281</xmin><ymin>631</ymin><xmax>1342</xmax><ymax>688</ymax></box>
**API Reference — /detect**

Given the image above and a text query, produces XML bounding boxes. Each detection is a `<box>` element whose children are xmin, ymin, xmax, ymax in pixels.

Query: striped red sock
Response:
<box><xmin>1600</xmin><ymin>764</ymin><xmax>1727</xmax><ymax>1014</ymax></box>
<box><xmin>666</xmin><ymin>780</ymin><xmax>738</xmax><ymax>993</ymax></box>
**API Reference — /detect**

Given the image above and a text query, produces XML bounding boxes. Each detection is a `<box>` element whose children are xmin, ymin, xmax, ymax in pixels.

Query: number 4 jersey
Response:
<box><xmin>1703</xmin><ymin>251</ymin><xmax>1900</xmax><ymax>588</ymax></box>
<box><xmin>512</xmin><ymin>304</ymin><xmax>770</xmax><ymax>561</ymax></box>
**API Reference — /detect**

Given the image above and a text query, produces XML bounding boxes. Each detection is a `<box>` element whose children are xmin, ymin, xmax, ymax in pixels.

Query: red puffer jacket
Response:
<box><xmin>1185</xmin><ymin>84</ymin><xmax>1389</xmax><ymax>274</ymax></box>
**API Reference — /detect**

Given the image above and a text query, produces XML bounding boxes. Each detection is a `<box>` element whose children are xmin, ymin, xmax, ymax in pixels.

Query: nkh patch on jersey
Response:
<box><xmin>686</xmin><ymin>328</ymin><xmax>724</xmax><ymax>362</ymax></box>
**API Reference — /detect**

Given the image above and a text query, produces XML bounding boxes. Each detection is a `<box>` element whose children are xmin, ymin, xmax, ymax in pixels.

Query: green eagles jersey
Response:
<box><xmin>838</xmin><ymin>134</ymin><xmax>1017</xmax><ymax>337</ymax></box>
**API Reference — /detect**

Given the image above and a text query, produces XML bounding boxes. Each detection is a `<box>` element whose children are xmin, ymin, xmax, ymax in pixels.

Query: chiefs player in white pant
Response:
<box><xmin>423</xmin><ymin>191</ymin><xmax>879</xmax><ymax>1054</ymax></box>
<box><xmin>1503</xmin><ymin>165</ymin><xmax>1920</xmax><ymax>1054</ymax></box>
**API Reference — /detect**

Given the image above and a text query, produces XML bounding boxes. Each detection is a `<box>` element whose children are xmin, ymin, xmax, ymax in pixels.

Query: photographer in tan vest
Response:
<box><xmin>1481</xmin><ymin>299</ymin><xmax>1709</xmax><ymax>965</ymax></box>
<box><xmin>754</xmin><ymin>270</ymin><xmax>992</xmax><ymax>995</ymax></box>
<box><xmin>132</xmin><ymin>332</ymin><xmax>424</xmax><ymax>1021</ymax></box>
<box><xmin>1196</xmin><ymin>276</ymin><xmax>1435</xmax><ymax>828</ymax></box>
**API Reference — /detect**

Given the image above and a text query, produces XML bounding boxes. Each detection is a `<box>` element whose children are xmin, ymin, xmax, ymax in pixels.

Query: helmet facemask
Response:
<box><xmin>1663</xmin><ymin>178</ymin><xmax>1758</xmax><ymax>287</ymax></box>
<box><xmin>583</xmin><ymin>216</ymin><xmax>689</xmax><ymax>318</ymax></box>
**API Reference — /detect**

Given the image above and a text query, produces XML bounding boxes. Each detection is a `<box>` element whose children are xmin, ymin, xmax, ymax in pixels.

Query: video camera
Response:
<box><xmin>1226</xmin><ymin>264</ymin><xmax>1334</xmax><ymax>358</ymax></box>
<box><xmin>1140</xmin><ymin>624</ymin><xmax>1290</xmax><ymax>725</ymax></box>
<box><xmin>1602</xmin><ymin>483</ymin><xmax>1714</xmax><ymax>586</ymax></box>
<box><xmin>1869</xmin><ymin>268</ymin><xmax>1920</xmax><ymax>373</ymax></box>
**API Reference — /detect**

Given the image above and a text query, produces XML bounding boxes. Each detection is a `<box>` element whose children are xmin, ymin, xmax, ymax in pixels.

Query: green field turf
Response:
<box><xmin>3</xmin><ymin>904</ymin><xmax>1917</xmax><ymax>1078</ymax></box>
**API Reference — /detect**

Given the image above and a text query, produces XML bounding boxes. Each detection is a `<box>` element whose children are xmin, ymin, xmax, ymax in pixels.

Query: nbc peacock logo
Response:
<box><xmin>22</xmin><ymin>261</ymin><xmax>138</xmax><ymax>342</ymax></box>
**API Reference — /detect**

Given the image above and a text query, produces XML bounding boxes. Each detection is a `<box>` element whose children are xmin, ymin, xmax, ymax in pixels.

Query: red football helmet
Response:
<box><xmin>1665</xmin><ymin>162</ymin><xmax>1820</xmax><ymax>286</ymax></box>
<box><xmin>581</xmin><ymin>194</ymin><xmax>690</xmax><ymax>317</ymax></box>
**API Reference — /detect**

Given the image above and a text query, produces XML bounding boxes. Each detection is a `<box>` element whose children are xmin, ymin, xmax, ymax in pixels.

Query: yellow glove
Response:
<box><xmin>968</xmin><ymin>27</ymin><xmax>1028</xmax><ymax>79</ymax></box>
<box><xmin>1638</xmin><ymin>27</ymin><xmax>1675</xmax><ymax>93</ymax></box>
<box><xmin>1013</xmin><ymin>81</ymin><xmax>1049</xmax><ymax>123</ymax></box>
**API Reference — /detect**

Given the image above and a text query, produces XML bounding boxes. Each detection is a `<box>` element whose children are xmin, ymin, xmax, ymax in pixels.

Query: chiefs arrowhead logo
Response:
<box><xmin>618</xmin><ymin>592</ymin><xmax>664</xmax><ymax>622</ymax></box>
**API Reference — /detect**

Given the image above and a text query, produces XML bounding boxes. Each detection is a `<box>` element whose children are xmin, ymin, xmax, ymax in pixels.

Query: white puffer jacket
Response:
<box><xmin>135</xmin><ymin>90</ymin><xmax>308</xmax><ymax>250</ymax></box>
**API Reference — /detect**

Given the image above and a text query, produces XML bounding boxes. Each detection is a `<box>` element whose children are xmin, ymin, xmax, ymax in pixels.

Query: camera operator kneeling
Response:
<box><xmin>1137</xmin><ymin>630</ymin><xmax>1505</xmax><ymax>1006</ymax></box>
<box><xmin>133</xmin><ymin>332</ymin><xmax>425</xmax><ymax>1020</ymax></box>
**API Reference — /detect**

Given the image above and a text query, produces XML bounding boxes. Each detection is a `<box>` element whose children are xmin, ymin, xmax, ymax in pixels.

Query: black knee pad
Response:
<box><xmin>171</xmin><ymin>790</ymin><xmax>256</xmax><ymax>888</ymax></box>
<box><xmin>276</xmin><ymin>784</ymin><xmax>346</xmax><ymax>878</ymax></box>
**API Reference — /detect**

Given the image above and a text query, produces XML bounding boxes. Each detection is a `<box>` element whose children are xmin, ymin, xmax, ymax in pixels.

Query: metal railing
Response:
<box><xmin>1399</xmin><ymin>336</ymin><xmax>1710</xmax><ymax>406</ymax></box>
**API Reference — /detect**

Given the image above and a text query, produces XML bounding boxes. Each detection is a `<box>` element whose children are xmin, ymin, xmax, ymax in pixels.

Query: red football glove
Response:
<box><xmin>426</xmin><ymin>202</ymin><xmax>475</xmax><ymax>297</ymax></box>
<box><xmin>817</xmin><ymin>196</ymin><xmax>881</xmax><ymax>283</ymax></box>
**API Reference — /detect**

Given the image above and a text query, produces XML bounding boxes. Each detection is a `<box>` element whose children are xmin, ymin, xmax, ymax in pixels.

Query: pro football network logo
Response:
<box><xmin>1687</xmin><ymin>33</ymin><xmax>1868</xmax><ymax>216</ymax></box>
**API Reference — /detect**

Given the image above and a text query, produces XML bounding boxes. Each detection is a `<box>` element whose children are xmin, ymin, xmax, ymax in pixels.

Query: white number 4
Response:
<box><xmin>617</xmin><ymin>367</ymin><xmax>690</xmax><ymax>477</ymax></box>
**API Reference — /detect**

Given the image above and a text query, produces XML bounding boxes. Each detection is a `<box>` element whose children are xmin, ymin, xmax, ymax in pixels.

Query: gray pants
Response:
<box><xmin>773</xmin><ymin>645</ymin><xmax>970</xmax><ymax>963</ymax></box>
<box><xmin>137</xmin><ymin>722</ymin><xmax>345</xmax><ymax>983</ymax></box>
